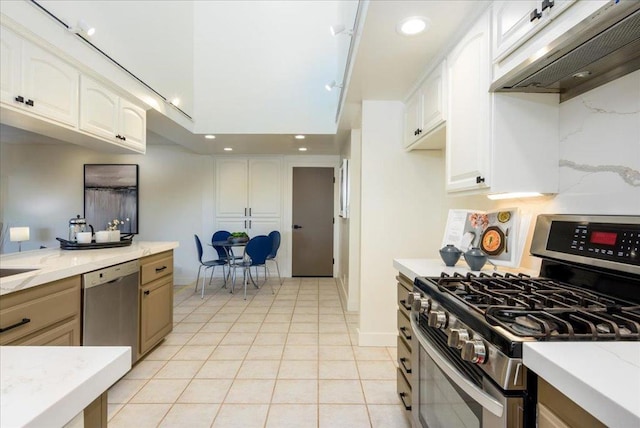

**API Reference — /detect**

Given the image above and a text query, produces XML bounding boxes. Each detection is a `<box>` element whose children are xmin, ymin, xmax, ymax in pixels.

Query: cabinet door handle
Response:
<box><xmin>399</xmin><ymin>392</ymin><xmax>412</xmax><ymax>411</ymax></box>
<box><xmin>399</xmin><ymin>299</ymin><xmax>411</xmax><ymax>311</ymax></box>
<box><xmin>399</xmin><ymin>357</ymin><xmax>412</xmax><ymax>374</ymax></box>
<box><xmin>399</xmin><ymin>326</ymin><xmax>412</xmax><ymax>341</ymax></box>
<box><xmin>25</xmin><ymin>99</ymin><xmax>34</xmax><ymax>106</ymax></box>
<box><xmin>122</xmin><ymin>136</ymin><xmax>126</xmax><ymax>141</ymax></box>
<box><xmin>155</xmin><ymin>266</ymin><xmax>167</xmax><ymax>273</ymax></box>
<box><xmin>248</xmin><ymin>220</ymin><xmax>252</xmax><ymax>229</ymax></box>
<box><xmin>418</xmin><ymin>128</ymin><xmax>422</xmax><ymax>135</ymax></box>
<box><xmin>530</xmin><ymin>8</ymin><xmax>542</xmax><ymax>21</ymax></box>
<box><xmin>244</xmin><ymin>220</ymin><xmax>247</xmax><ymax>229</ymax></box>
<box><xmin>476</xmin><ymin>176</ymin><xmax>485</xmax><ymax>184</ymax></box>
<box><xmin>144</xmin><ymin>290</ymin><xmax>150</xmax><ymax>295</ymax></box>
<box><xmin>244</xmin><ymin>208</ymin><xmax>247</xmax><ymax>216</ymax></box>
<box><xmin>541</xmin><ymin>0</ymin><xmax>554</xmax><ymax>11</ymax></box>
<box><xmin>14</xmin><ymin>95</ymin><xmax>24</xmax><ymax>103</ymax></box>
<box><xmin>293</xmin><ymin>224</ymin><xmax>303</xmax><ymax>229</ymax></box>
<box><xmin>248</xmin><ymin>208</ymin><xmax>251</xmax><ymax>216</ymax></box>
<box><xmin>0</xmin><ymin>318</ymin><xmax>31</xmax><ymax>333</ymax></box>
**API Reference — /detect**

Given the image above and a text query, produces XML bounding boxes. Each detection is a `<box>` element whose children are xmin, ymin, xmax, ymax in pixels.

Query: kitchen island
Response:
<box><xmin>0</xmin><ymin>241</ymin><xmax>178</xmax><ymax>295</ymax></box>
<box><xmin>0</xmin><ymin>346</ymin><xmax>131</xmax><ymax>427</ymax></box>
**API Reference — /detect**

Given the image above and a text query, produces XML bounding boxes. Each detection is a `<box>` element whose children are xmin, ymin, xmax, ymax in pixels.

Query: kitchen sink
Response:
<box><xmin>0</xmin><ymin>268</ymin><xmax>39</xmax><ymax>278</ymax></box>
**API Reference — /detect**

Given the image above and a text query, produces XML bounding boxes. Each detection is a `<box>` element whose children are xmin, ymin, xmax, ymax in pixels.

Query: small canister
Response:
<box><xmin>69</xmin><ymin>214</ymin><xmax>87</xmax><ymax>242</ymax></box>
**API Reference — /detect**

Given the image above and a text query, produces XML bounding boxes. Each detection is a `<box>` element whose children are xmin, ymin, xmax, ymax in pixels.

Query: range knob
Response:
<box><xmin>412</xmin><ymin>298</ymin><xmax>430</xmax><ymax>314</ymax></box>
<box><xmin>407</xmin><ymin>292</ymin><xmax>421</xmax><ymax>306</ymax></box>
<box><xmin>461</xmin><ymin>339</ymin><xmax>487</xmax><ymax>364</ymax></box>
<box><xmin>447</xmin><ymin>329</ymin><xmax>470</xmax><ymax>349</ymax></box>
<box><xmin>427</xmin><ymin>311</ymin><xmax>447</xmax><ymax>329</ymax></box>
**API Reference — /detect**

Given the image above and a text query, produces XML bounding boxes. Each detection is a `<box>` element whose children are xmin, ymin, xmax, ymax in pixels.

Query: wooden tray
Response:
<box><xmin>56</xmin><ymin>235</ymin><xmax>134</xmax><ymax>250</ymax></box>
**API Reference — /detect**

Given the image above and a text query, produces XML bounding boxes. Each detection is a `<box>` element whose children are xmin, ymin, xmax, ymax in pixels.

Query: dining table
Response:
<box><xmin>210</xmin><ymin>239</ymin><xmax>257</xmax><ymax>289</ymax></box>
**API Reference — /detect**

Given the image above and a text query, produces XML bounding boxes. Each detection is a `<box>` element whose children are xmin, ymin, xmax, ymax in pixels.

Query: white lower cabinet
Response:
<box><xmin>446</xmin><ymin>7</ymin><xmax>559</xmax><ymax>196</ymax></box>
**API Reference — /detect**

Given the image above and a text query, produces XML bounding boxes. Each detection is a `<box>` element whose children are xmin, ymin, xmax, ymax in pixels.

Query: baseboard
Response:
<box><xmin>357</xmin><ymin>329</ymin><xmax>397</xmax><ymax>347</ymax></box>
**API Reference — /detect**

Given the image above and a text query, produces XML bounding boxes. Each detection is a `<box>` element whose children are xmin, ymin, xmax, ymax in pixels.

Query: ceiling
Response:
<box><xmin>0</xmin><ymin>1</ymin><xmax>489</xmax><ymax>155</ymax></box>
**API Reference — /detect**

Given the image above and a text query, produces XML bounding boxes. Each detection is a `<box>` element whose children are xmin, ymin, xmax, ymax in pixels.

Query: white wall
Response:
<box><xmin>358</xmin><ymin>100</ymin><xmax>447</xmax><ymax>346</ymax></box>
<box><xmin>0</xmin><ymin>143</ymin><xmax>213</xmax><ymax>284</ymax></box>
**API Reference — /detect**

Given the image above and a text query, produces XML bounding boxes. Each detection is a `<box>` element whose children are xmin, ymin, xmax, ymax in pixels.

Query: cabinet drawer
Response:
<box><xmin>0</xmin><ymin>276</ymin><xmax>80</xmax><ymax>345</ymax></box>
<box><xmin>397</xmin><ymin>335</ymin><xmax>412</xmax><ymax>376</ymax></box>
<box><xmin>397</xmin><ymin>310</ymin><xmax>412</xmax><ymax>343</ymax></box>
<box><xmin>397</xmin><ymin>283</ymin><xmax>412</xmax><ymax>318</ymax></box>
<box><xmin>397</xmin><ymin>368</ymin><xmax>412</xmax><ymax>412</ymax></box>
<box><xmin>140</xmin><ymin>251</ymin><xmax>173</xmax><ymax>285</ymax></box>
<box><xmin>9</xmin><ymin>317</ymin><xmax>80</xmax><ymax>346</ymax></box>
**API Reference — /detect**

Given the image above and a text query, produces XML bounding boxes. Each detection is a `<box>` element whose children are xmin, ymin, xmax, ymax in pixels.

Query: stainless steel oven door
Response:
<box><xmin>411</xmin><ymin>317</ymin><xmax>524</xmax><ymax>428</ymax></box>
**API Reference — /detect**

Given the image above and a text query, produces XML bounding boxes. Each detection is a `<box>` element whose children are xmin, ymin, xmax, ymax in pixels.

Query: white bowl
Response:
<box><xmin>95</xmin><ymin>231</ymin><xmax>110</xmax><ymax>243</ymax></box>
<box><xmin>76</xmin><ymin>232</ymin><xmax>92</xmax><ymax>244</ymax></box>
<box><xmin>109</xmin><ymin>230</ymin><xmax>121</xmax><ymax>242</ymax></box>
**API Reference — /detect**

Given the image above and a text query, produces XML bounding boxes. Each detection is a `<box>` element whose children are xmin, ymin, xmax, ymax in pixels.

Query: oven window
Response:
<box><xmin>419</xmin><ymin>346</ymin><xmax>482</xmax><ymax>428</ymax></box>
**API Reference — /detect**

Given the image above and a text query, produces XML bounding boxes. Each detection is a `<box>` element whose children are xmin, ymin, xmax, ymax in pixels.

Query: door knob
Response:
<box><xmin>293</xmin><ymin>225</ymin><xmax>303</xmax><ymax>229</ymax></box>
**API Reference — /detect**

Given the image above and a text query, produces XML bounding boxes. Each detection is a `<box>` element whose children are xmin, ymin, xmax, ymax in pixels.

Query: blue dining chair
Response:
<box><xmin>231</xmin><ymin>235</ymin><xmax>274</xmax><ymax>299</ymax></box>
<box><xmin>211</xmin><ymin>230</ymin><xmax>240</xmax><ymax>285</ymax></box>
<box><xmin>266</xmin><ymin>230</ymin><xmax>283</xmax><ymax>285</ymax></box>
<box><xmin>194</xmin><ymin>234</ymin><xmax>226</xmax><ymax>299</ymax></box>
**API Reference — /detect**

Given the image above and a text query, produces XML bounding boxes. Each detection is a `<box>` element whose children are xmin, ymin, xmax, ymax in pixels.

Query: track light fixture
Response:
<box><xmin>325</xmin><ymin>80</ymin><xmax>343</xmax><ymax>91</ymax></box>
<box><xmin>330</xmin><ymin>24</ymin><xmax>353</xmax><ymax>37</ymax></box>
<box><xmin>68</xmin><ymin>19</ymin><xmax>95</xmax><ymax>37</ymax></box>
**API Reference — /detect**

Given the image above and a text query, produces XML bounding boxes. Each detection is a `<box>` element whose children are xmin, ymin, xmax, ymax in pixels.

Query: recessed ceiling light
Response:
<box><xmin>298</xmin><ymin>147</ymin><xmax>308</xmax><ymax>152</ymax></box>
<box><xmin>396</xmin><ymin>16</ymin><xmax>430</xmax><ymax>36</ymax></box>
<box><xmin>572</xmin><ymin>71</ymin><xmax>592</xmax><ymax>79</ymax></box>
<box><xmin>295</xmin><ymin>135</ymin><xmax>305</xmax><ymax>140</ymax></box>
<box><xmin>205</xmin><ymin>135</ymin><xmax>216</xmax><ymax>139</ymax></box>
<box><xmin>170</xmin><ymin>97</ymin><xmax>180</xmax><ymax>106</ymax></box>
<box><xmin>224</xmin><ymin>147</ymin><xmax>233</xmax><ymax>151</ymax></box>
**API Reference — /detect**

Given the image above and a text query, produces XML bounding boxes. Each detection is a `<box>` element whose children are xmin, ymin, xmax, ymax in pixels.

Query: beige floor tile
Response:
<box><xmin>362</xmin><ymin>380</ymin><xmax>401</xmax><ymax>404</ymax></box>
<box><xmin>259</xmin><ymin>322</ymin><xmax>290</xmax><ymax>333</ymax></box>
<box><xmin>269</xmin><ymin>305</ymin><xmax>295</xmax><ymax>314</ymax></box>
<box><xmin>295</xmin><ymin>306</ymin><xmax>319</xmax><ymax>314</ymax></box>
<box><xmin>211</xmin><ymin>313</ymin><xmax>241</xmax><ymax>323</ymax></box>
<box><xmin>289</xmin><ymin>322</ymin><xmax>319</xmax><ymax>333</ymax></box>
<box><xmin>292</xmin><ymin>313</ymin><xmax>319</xmax><ymax>323</ymax></box>
<box><xmin>131</xmin><ymin>379</ymin><xmax>190</xmax><ymax>403</ymax></box>
<box><xmin>319</xmin><ymin>323</ymin><xmax>349</xmax><ymax>334</ymax></box>
<box><xmin>319</xmin><ymin>333</ymin><xmax>352</xmax><ymax>346</ymax></box>
<box><xmin>253</xmin><ymin>333</ymin><xmax>288</xmax><ymax>345</ymax></box>
<box><xmin>172</xmin><ymin>345</ymin><xmax>216</xmax><ymax>361</ymax></box>
<box><xmin>286</xmin><ymin>333</ymin><xmax>319</xmax><ymax>345</ymax></box>
<box><xmin>319</xmin><ymin>307</ymin><xmax>344</xmax><ymax>315</ymax></box>
<box><xmin>353</xmin><ymin>346</ymin><xmax>393</xmax><ymax>361</ymax></box>
<box><xmin>163</xmin><ymin>332</ymin><xmax>195</xmax><ymax>346</ymax></box>
<box><xmin>238</xmin><ymin>313</ymin><xmax>267</xmax><ymax>323</ymax></box>
<box><xmin>368</xmin><ymin>404</ymin><xmax>412</xmax><ymax>428</ymax></box>
<box><xmin>272</xmin><ymin>379</ymin><xmax>318</xmax><ymax>403</ymax></box>
<box><xmin>295</xmin><ymin>300</ymin><xmax>319</xmax><ymax>308</ymax></box>
<box><xmin>236</xmin><ymin>359</ymin><xmax>281</xmax><ymax>379</ymax></box>
<box><xmin>172</xmin><ymin>322</ymin><xmax>204</xmax><ymax>333</ymax></box>
<box><xmin>186</xmin><ymin>332</ymin><xmax>226</xmax><ymax>346</ymax></box>
<box><xmin>196</xmin><ymin>360</ymin><xmax>242</xmax><ymax>379</ymax></box>
<box><xmin>178</xmin><ymin>379</ymin><xmax>233</xmax><ymax>403</ymax></box>
<box><xmin>208</xmin><ymin>344</ymin><xmax>250</xmax><ymax>360</ymax></box>
<box><xmin>243</xmin><ymin>305</ymin><xmax>270</xmax><ymax>314</ymax></box>
<box><xmin>108</xmin><ymin>379</ymin><xmax>147</xmax><ymax>404</ymax></box>
<box><xmin>173</xmin><ymin>313</ymin><xmax>188</xmax><ymax>323</ymax></box>
<box><xmin>319</xmin><ymin>314</ymin><xmax>346</xmax><ymax>323</ymax></box>
<box><xmin>108</xmin><ymin>403</ymin><xmax>171</xmax><ymax>428</ymax></box>
<box><xmin>124</xmin><ymin>360</ymin><xmax>166</xmax><ymax>380</ymax></box>
<box><xmin>212</xmin><ymin>404</ymin><xmax>269</xmax><ymax>428</ymax></box>
<box><xmin>158</xmin><ymin>403</ymin><xmax>220</xmax><ymax>428</ymax></box>
<box><xmin>319</xmin><ymin>404</ymin><xmax>370</xmax><ymax>428</ymax></box>
<box><xmin>174</xmin><ymin>306</ymin><xmax>195</xmax><ymax>315</ymax></box>
<box><xmin>219</xmin><ymin>332</ymin><xmax>257</xmax><ymax>345</ymax></box>
<box><xmin>277</xmin><ymin>360</ymin><xmax>318</xmax><ymax>379</ymax></box>
<box><xmin>266</xmin><ymin>404</ymin><xmax>318</xmax><ymax>428</ymax></box>
<box><xmin>225</xmin><ymin>379</ymin><xmax>275</xmax><ymax>403</ymax></box>
<box><xmin>154</xmin><ymin>361</ymin><xmax>205</xmax><ymax>379</ymax></box>
<box><xmin>264</xmin><ymin>313</ymin><xmax>293</xmax><ymax>323</ymax></box>
<box><xmin>387</xmin><ymin>346</ymin><xmax>398</xmax><ymax>361</ymax></box>
<box><xmin>319</xmin><ymin>360</ymin><xmax>359</xmax><ymax>379</ymax></box>
<box><xmin>200</xmin><ymin>322</ymin><xmax>234</xmax><ymax>333</ymax></box>
<box><xmin>319</xmin><ymin>380</ymin><xmax>365</xmax><ymax>404</ymax></box>
<box><xmin>182</xmin><ymin>313</ymin><xmax>214</xmax><ymax>323</ymax></box>
<box><xmin>107</xmin><ymin>403</ymin><xmax>123</xmax><ymax>421</ymax></box>
<box><xmin>282</xmin><ymin>345</ymin><xmax>319</xmax><ymax>360</ymax></box>
<box><xmin>357</xmin><ymin>361</ymin><xmax>397</xmax><ymax>380</ymax></box>
<box><xmin>319</xmin><ymin>345</ymin><xmax>355</xmax><ymax>361</ymax></box>
<box><xmin>229</xmin><ymin>322</ymin><xmax>262</xmax><ymax>333</ymax></box>
<box><xmin>245</xmin><ymin>344</ymin><xmax>285</xmax><ymax>360</ymax></box>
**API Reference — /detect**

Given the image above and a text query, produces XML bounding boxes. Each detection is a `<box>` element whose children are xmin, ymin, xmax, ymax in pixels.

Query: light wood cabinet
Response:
<box><xmin>0</xmin><ymin>276</ymin><xmax>81</xmax><ymax>346</ymax></box>
<box><xmin>80</xmin><ymin>76</ymin><xmax>146</xmax><ymax>153</ymax></box>
<box><xmin>215</xmin><ymin>157</ymin><xmax>282</xmax><ymax>236</ymax></box>
<box><xmin>446</xmin><ymin>8</ymin><xmax>559</xmax><ymax>196</ymax></box>
<box><xmin>138</xmin><ymin>251</ymin><xmax>174</xmax><ymax>358</ymax></box>
<box><xmin>396</xmin><ymin>274</ymin><xmax>413</xmax><ymax>414</ymax></box>
<box><xmin>0</xmin><ymin>26</ymin><xmax>79</xmax><ymax>127</ymax></box>
<box><xmin>403</xmin><ymin>61</ymin><xmax>446</xmax><ymax>150</ymax></box>
<box><xmin>538</xmin><ymin>378</ymin><xmax>606</xmax><ymax>428</ymax></box>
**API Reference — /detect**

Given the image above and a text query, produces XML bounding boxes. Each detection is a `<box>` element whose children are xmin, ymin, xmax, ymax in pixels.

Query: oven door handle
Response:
<box><xmin>411</xmin><ymin>317</ymin><xmax>504</xmax><ymax>418</ymax></box>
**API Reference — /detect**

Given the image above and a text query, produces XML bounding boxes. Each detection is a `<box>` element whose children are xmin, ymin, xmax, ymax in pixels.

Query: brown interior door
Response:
<box><xmin>292</xmin><ymin>167</ymin><xmax>334</xmax><ymax>277</ymax></box>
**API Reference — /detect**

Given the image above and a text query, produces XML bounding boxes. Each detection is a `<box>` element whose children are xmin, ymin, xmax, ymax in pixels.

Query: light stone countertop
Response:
<box><xmin>0</xmin><ymin>241</ymin><xmax>178</xmax><ymax>295</ymax></box>
<box><xmin>0</xmin><ymin>346</ymin><xmax>131</xmax><ymax>428</ymax></box>
<box><xmin>523</xmin><ymin>342</ymin><xmax>640</xmax><ymax>428</ymax></box>
<box><xmin>393</xmin><ymin>258</ymin><xmax>537</xmax><ymax>281</ymax></box>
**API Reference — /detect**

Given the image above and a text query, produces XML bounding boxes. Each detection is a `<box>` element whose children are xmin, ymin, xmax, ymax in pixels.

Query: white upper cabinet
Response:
<box><xmin>446</xmin><ymin>13</ymin><xmax>491</xmax><ymax>192</ymax></box>
<box><xmin>446</xmin><ymin>7</ymin><xmax>559</xmax><ymax>196</ymax></box>
<box><xmin>215</xmin><ymin>157</ymin><xmax>282</xmax><ymax>219</ymax></box>
<box><xmin>403</xmin><ymin>61</ymin><xmax>447</xmax><ymax>150</ymax></box>
<box><xmin>80</xmin><ymin>76</ymin><xmax>146</xmax><ymax>153</ymax></box>
<box><xmin>1</xmin><ymin>26</ymin><xmax>78</xmax><ymax>127</ymax></box>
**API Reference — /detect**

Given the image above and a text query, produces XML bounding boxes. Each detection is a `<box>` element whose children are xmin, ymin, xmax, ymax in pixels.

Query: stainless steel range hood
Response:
<box><xmin>490</xmin><ymin>1</ymin><xmax>640</xmax><ymax>103</ymax></box>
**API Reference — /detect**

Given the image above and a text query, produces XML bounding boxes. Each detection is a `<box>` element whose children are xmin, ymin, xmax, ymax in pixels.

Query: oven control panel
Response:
<box><xmin>547</xmin><ymin>221</ymin><xmax>640</xmax><ymax>266</ymax></box>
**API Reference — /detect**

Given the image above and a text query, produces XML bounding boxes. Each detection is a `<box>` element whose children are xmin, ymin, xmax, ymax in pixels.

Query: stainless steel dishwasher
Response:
<box><xmin>82</xmin><ymin>260</ymin><xmax>139</xmax><ymax>365</ymax></box>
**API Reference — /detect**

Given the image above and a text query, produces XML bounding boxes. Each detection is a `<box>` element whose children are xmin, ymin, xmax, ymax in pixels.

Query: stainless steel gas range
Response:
<box><xmin>408</xmin><ymin>214</ymin><xmax>640</xmax><ymax>428</ymax></box>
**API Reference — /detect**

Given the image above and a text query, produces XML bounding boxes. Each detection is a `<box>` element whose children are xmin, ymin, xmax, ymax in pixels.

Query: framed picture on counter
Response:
<box><xmin>339</xmin><ymin>159</ymin><xmax>349</xmax><ymax>218</ymax></box>
<box><xmin>84</xmin><ymin>164</ymin><xmax>139</xmax><ymax>234</ymax></box>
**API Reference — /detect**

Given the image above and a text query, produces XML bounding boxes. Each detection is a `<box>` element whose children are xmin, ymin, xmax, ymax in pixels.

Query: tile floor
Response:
<box><xmin>107</xmin><ymin>276</ymin><xmax>411</xmax><ymax>428</ymax></box>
